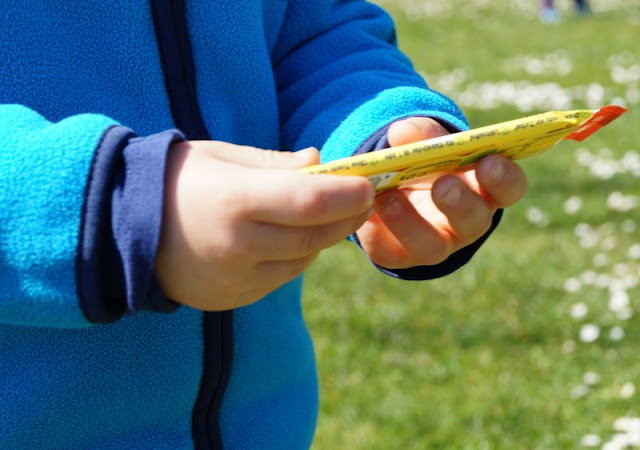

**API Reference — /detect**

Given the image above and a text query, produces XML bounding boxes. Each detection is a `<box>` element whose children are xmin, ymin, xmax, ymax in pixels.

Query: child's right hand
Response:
<box><xmin>154</xmin><ymin>141</ymin><xmax>375</xmax><ymax>311</ymax></box>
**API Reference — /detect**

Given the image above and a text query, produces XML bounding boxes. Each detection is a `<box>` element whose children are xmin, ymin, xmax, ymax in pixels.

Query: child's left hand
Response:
<box><xmin>356</xmin><ymin>117</ymin><xmax>528</xmax><ymax>269</ymax></box>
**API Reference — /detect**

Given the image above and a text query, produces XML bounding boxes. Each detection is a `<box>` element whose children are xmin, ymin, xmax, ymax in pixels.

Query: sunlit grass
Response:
<box><xmin>305</xmin><ymin>1</ymin><xmax>640</xmax><ymax>448</ymax></box>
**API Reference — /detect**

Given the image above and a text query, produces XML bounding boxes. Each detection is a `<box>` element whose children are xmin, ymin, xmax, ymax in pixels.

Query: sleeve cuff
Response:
<box><xmin>77</xmin><ymin>126</ymin><xmax>184</xmax><ymax>323</ymax></box>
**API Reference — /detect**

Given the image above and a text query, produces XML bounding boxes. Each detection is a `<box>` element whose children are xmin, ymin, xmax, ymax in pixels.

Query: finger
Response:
<box><xmin>356</xmin><ymin>214</ymin><xmax>411</xmax><ymax>269</ymax></box>
<box><xmin>387</xmin><ymin>117</ymin><xmax>450</xmax><ymax>147</ymax></box>
<box><xmin>238</xmin><ymin>253</ymin><xmax>319</xmax><ymax>303</ymax></box>
<box><xmin>250</xmin><ymin>208</ymin><xmax>374</xmax><ymax>260</ymax></box>
<box><xmin>247</xmin><ymin>170</ymin><xmax>375</xmax><ymax>226</ymax></box>
<box><xmin>430</xmin><ymin>174</ymin><xmax>494</xmax><ymax>244</ymax></box>
<box><xmin>359</xmin><ymin>189</ymin><xmax>454</xmax><ymax>268</ymax></box>
<box><xmin>473</xmin><ymin>154</ymin><xmax>528</xmax><ymax>208</ymax></box>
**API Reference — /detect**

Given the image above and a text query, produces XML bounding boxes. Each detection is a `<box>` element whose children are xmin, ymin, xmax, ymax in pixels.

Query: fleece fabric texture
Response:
<box><xmin>1</xmin><ymin>1</ymin><xmax>472</xmax><ymax>448</ymax></box>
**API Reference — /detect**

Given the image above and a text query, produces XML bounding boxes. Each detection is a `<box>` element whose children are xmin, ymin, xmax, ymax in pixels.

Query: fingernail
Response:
<box><xmin>489</xmin><ymin>158</ymin><xmax>505</xmax><ymax>184</ymax></box>
<box><xmin>381</xmin><ymin>196</ymin><xmax>402</xmax><ymax>216</ymax></box>
<box><xmin>440</xmin><ymin>181</ymin><xmax>462</xmax><ymax>206</ymax></box>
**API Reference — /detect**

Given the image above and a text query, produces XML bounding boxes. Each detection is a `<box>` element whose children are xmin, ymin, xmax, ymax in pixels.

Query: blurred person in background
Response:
<box><xmin>540</xmin><ymin>0</ymin><xmax>590</xmax><ymax>22</ymax></box>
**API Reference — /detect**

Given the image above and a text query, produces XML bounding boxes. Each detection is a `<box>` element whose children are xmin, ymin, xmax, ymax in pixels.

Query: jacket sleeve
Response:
<box><xmin>271</xmin><ymin>0</ymin><xmax>469</xmax><ymax>161</ymax></box>
<box><xmin>0</xmin><ymin>105</ymin><xmax>180</xmax><ymax>328</ymax></box>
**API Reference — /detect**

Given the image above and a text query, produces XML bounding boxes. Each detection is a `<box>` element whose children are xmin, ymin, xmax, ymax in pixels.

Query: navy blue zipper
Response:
<box><xmin>150</xmin><ymin>1</ymin><xmax>234</xmax><ymax>449</ymax></box>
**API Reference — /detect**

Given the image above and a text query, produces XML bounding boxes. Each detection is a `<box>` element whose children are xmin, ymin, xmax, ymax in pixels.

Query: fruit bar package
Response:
<box><xmin>301</xmin><ymin>106</ymin><xmax>627</xmax><ymax>192</ymax></box>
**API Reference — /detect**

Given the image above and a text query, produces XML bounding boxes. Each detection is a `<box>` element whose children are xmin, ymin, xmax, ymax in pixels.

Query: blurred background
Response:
<box><xmin>303</xmin><ymin>1</ymin><xmax>640</xmax><ymax>448</ymax></box>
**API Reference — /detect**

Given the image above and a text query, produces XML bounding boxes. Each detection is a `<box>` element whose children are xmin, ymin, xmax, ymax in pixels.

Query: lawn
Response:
<box><xmin>304</xmin><ymin>1</ymin><xmax>640</xmax><ymax>448</ymax></box>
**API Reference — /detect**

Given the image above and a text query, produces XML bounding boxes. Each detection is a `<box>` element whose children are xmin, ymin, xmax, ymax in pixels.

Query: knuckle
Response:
<box><xmin>206</xmin><ymin>237</ymin><xmax>238</xmax><ymax>261</ymax></box>
<box><xmin>203</xmin><ymin>228</ymin><xmax>251</xmax><ymax>264</ymax></box>
<box><xmin>294</xmin><ymin>189</ymin><xmax>330</xmax><ymax>217</ymax></box>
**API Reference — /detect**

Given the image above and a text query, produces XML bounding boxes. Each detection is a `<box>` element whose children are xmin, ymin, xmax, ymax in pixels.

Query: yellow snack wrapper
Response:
<box><xmin>301</xmin><ymin>105</ymin><xmax>627</xmax><ymax>192</ymax></box>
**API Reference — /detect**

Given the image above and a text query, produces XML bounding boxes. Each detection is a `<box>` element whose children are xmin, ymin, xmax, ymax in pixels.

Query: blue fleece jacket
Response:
<box><xmin>0</xmin><ymin>1</ymin><xmax>489</xmax><ymax>448</ymax></box>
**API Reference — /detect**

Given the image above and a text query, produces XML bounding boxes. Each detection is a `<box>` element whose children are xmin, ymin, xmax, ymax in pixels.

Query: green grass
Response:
<box><xmin>304</xmin><ymin>1</ymin><xmax>640</xmax><ymax>448</ymax></box>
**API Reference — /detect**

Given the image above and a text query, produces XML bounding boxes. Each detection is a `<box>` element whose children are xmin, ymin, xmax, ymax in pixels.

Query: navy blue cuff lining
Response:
<box><xmin>112</xmin><ymin>130</ymin><xmax>185</xmax><ymax>315</ymax></box>
<box><xmin>77</xmin><ymin>125</ymin><xmax>134</xmax><ymax>323</ymax></box>
<box><xmin>77</xmin><ymin>127</ymin><xmax>184</xmax><ymax>323</ymax></box>
<box><xmin>350</xmin><ymin>115</ymin><xmax>503</xmax><ymax>281</ymax></box>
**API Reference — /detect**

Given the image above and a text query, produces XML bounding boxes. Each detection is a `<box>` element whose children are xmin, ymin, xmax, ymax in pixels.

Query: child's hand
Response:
<box><xmin>356</xmin><ymin>117</ymin><xmax>528</xmax><ymax>269</ymax></box>
<box><xmin>154</xmin><ymin>141</ymin><xmax>375</xmax><ymax>311</ymax></box>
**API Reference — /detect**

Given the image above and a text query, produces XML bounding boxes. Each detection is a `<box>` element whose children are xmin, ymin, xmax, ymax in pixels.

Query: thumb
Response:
<box><xmin>200</xmin><ymin>141</ymin><xmax>320</xmax><ymax>169</ymax></box>
<box><xmin>387</xmin><ymin>117</ymin><xmax>450</xmax><ymax>147</ymax></box>
<box><xmin>250</xmin><ymin>146</ymin><xmax>321</xmax><ymax>170</ymax></box>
